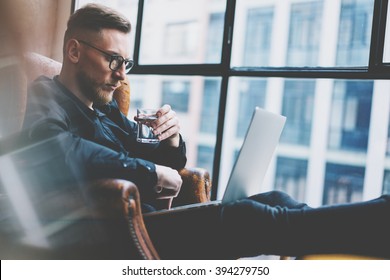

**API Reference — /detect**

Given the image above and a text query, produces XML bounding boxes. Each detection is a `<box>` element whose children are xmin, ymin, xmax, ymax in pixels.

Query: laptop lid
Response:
<box><xmin>221</xmin><ymin>107</ymin><xmax>286</xmax><ymax>204</ymax></box>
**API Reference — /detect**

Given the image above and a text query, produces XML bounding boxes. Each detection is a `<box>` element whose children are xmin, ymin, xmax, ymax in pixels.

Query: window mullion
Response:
<box><xmin>210</xmin><ymin>0</ymin><xmax>237</xmax><ymax>200</ymax></box>
<box><xmin>368</xmin><ymin>0</ymin><xmax>388</xmax><ymax>69</ymax></box>
<box><xmin>132</xmin><ymin>0</ymin><xmax>145</xmax><ymax>66</ymax></box>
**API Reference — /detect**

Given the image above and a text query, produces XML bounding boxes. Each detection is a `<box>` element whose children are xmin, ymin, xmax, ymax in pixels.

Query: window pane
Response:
<box><xmin>287</xmin><ymin>1</ymin><xmax>323</xmax><ymax>66</ymax></box>
<box><xmin>280</xmin><ymin>80</ymin><xmax>315</xmax><ymax>146</ymax></box>
<box><xmin>128</xmin><ymin>75</ymin><xmax>221</xmax><ymax>173</ymax></box>
<box><xmin>200</xmin><ymin>79</ymin><xmax>221</xmax><ymax>134</ymax></box>
<box><xmin>236</xmin><ymin>78</ymin><xmax>267</xmax><ymax>137</ymax></box>
<box><xmin>197</xmin><ymin>145</ymin><xmax>215</xmax><ymax>175</ymax></box>
<box><xmin>242</xmin><ymin>7</ymin><xmax>274</xmax><ymax>66</ymax></box>
<box><xmin>323</xmin><ymin>163</ymin><xmax>364</xmax><ymax>204</ymax></box>
<box><xmin>231</xmin><ymin>0</ymin><xmax>374</xmax><ymax>67</ymax></box>
<box><xmin>219</xmin><ymin>77</ymin><xmax>386</xmax><ymax>206</ymax></box>
<box><xmin>328</xmin><ymin>80</ymin><xmax>373</xmax><ymax>152</ymax></box>
<box><xmin>336</xmin><ymin>0</ymin><xmax>374</xmax><ymax>66</ymax></box>
<box><xmin>162</xmin><ymin>81</ymin><xmax>190</xmax><ymax>112</ymax></box>
<box><xmin>75</xmin><ymin>0</ymin><xmax>139</xmax><ymax>57</ymax></box>
<box><xmin>275</xmin><ymin>157</ymin><xmax>308</xmax><ymax>202</ymax></box>
<box><xmin>140</xmin><ymin>0</ymin><xmax>226</xmax><ymax>64</ymax></box>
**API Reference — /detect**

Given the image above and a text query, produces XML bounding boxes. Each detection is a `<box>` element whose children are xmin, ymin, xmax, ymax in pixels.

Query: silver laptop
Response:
<box><xmin>144</xmin><ymin>107</ymin><xmax>286</xmax><ymax>215</ymax></box>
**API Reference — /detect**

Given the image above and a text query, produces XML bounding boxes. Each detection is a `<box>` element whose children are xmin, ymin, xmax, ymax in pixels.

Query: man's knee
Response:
<box><xmin>219</xmin><ymin>199</ymin><xmax>286</xmax><ymax>257</ymax></box>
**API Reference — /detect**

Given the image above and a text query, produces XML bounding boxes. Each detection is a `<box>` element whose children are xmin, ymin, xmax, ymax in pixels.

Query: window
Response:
<box><xmin>206</xmin><ymin>13</ymin><xmax>225</xmax><ymax>63</ymax></box>
<box><xmin>328</xmin><ymin>80</ymin><xmax>373</xmax><ymax>151</ymax></box>
<box><xmin>236</xmin><ymin>78</ymin><xmax>266</xmax><ymax>138</ymax></box>
<box><xmin>162</xmin><ymin>81</ymin><xmax>190</xmax><ymax>112</ymax></box>
<box><xmin>75</xmin><ymin>0</ymin><xmax>389</xmax><ymax>207</ymax></box>
<box><xmin>323</xmin><ymin>163</ymin><xmax>364</xmax><ymax>204</ymax></box>
<box><xmin>243</xmin><ymin>7</ymin><xmax>273</xmax><ymax>66</ymax></box>
<box><xmin>197</xmin><ymin>145</ymin><xmax>215</xmax><ymax>175</ymax></box>
<box><xmin>275</xmin><ymin>157</ymin><xmax>308</xmax><ymax>202</ymax></box>
<box><xmin>200</xmin><ymin>79</ymin><xmax>221</xmax><ymax>134</ymax></box>
<box><xmin>287</xmin><ymin>1</ymin><xmax>323</xmax><ymax>66</ymax></box>
<box><xmin>281</xmin><ymin>80</ymin><xmax>315</xmax><ymax>146</ymax></box>
<box><xmin>337</xmin><ymin>0</ymin><xmax>374</xmax><ymax>66</ymax></box>
<box><xmin>138</xmin><ymin>0</ymin><xmax>226</xmax><ymax>64</ymax></box>
<box><xmin>164</xmin><ymin>21</ymin><xmax>198</xmax><ymax>57</ymax></box>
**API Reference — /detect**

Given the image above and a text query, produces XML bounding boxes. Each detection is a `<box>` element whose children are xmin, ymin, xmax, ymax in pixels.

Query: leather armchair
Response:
<box><xmin>0</xmin><ymin>52</ymin><xmax>212</xmax><ymax>260</ymax></box>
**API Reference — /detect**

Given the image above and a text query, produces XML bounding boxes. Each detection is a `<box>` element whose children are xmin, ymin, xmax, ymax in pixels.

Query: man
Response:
<box><xmin>23</xmin><ymin>4</ymin><xmax>185</xmax><ymax>209</ymax></box>
<box><xmin>23</xmin><ymin>4</ymin><xmax>390</xmax><ymax>260</ymax></box>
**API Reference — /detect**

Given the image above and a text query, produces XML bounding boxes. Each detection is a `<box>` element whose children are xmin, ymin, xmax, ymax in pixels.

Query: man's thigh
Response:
<box><xmin>143</xmin><ymin>205</ymin><xmax>227</xmax><ymax>259</ymax></box>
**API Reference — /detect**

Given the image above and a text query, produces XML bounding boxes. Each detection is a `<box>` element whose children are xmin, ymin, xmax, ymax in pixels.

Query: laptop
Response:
<box><xmin>144</xmin><ymin>107</ymin><xmax>286</xmax><ymax>216</ymax></box>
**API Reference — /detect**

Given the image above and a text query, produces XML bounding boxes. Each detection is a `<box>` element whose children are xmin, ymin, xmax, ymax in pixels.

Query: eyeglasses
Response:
<box><xmin>78</xmin><ymin>40</ymin><xmax>134</xmax><ymax>74</ymax></box>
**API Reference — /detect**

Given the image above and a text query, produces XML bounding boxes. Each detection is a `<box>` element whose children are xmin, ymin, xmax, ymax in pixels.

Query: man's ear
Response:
<box><xmin>65</xmin><ymin>39</ymin><xmax>81</xmax><ymax>64</ymax></box>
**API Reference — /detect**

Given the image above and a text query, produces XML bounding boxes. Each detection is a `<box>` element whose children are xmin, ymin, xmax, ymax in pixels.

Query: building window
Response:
<box><xmin>275</xmin><ymin>157</ymin><xmax>308</xmax><ymax>202</ymax></box>
<box><xmin>280</xmin><ymin>80</ymin><xmax>315</xmax><ymax>146</ymax></box>
<box><xmin>197</xmin><ymin>145</ymin><xmax>215</xmax><ymax>174</ymax></box>
<box><xmin>336</xmin><ymin>0</ymin><xmax>374</xmax><ymax>66</ymax></box>
<box><xmin>323</xmin><ymin>163</ymin><xmax>364</xmax><ymax>205</ymax></box>
<box><xmin>164</xmin><ymin>21</ymin><xmax>198</xmax><ymax>57</ymax></box>
<box><xmin>243</xmin><ymin>7</ymin><xmax>274</xmax><ymax>66</ymax></box>
<box><xmin>236</xmin><ymin>79</ymin><xmax>267</xmax><ymax>138</ymax></box>
<box><xmin>200</xmin><ymin>79</ymin><xmax>220</xmax><ymax>134</ymax></box>
<box><xmin>162</xmin><ymin>81</ymin><xmax>190</xmax><ymax>112</ymax></box>
<box><xmin>328</xmin><ymin>80</ymin><xmax>373</xmax><ymax>151</ymax></box>
<box><xmin>287</xmin><ymin>1</ymin><xmax>323</xmax><ymax>66</ymax></box>
<box><xmin>206</xmin><ymin>13</ymin><xmax>225</xmax><ymax>63</ymax></box>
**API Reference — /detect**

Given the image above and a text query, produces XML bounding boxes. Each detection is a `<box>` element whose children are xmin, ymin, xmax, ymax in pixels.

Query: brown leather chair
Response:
<box><xmin>0</xmin><ymin>52</ymin><xmax>211</xmax><ymax>260</ymax></box>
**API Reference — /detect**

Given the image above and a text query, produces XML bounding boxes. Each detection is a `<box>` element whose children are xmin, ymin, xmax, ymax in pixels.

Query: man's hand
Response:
<box><xmin>152</xmin><ymin>104</ymin><xmax>180</xmax><ymax>147</ymax></box>
<box><xmin>154</xmin><ymin>164</ymin><xmax>182</xmax><ymax>200</ymax></box>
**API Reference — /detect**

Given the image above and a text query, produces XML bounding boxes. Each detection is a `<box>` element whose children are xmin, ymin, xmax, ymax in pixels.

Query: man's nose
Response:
<box><xmin>112</xmin><ymin>64</ymin><xmax>126</xmax><ymax>80</ymax></box>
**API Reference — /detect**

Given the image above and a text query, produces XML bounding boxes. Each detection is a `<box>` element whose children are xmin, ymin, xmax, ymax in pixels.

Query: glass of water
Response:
<box><xmin>136</xmin><ymin>108</ymin><xmax>160</xmax><ymax>143</ymax></box>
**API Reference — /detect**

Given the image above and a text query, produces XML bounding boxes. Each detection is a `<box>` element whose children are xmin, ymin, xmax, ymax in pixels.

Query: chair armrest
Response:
<box><xmin>86</xmin><ymin>178</ymin><xmax>160</xmax><ymax>260</ymax></box>
<box><xmin>0</xmin><ymin>178</ymin><xmax>160</xmax><ymax>260</ymax></box>
<box><xmin>172</xmin><ymin>167</ymin><xmax>212</xmax><ymax>207</ymax></box>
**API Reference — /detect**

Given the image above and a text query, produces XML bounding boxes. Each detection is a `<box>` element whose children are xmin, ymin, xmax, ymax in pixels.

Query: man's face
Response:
<box><xmin>76</xmin><ymin>29</ymin><xmax>131</xmax><ymax>106</ymax></box>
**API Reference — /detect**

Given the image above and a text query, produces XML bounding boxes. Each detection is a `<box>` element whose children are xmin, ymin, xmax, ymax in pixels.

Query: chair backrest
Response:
<box><xmin>0</xmin><ymin>52</ymin><xmax>131</xmax><ymax>138</ymax></box>
<box><xmin>0</xmin><ymin>60</ymin><xmax>27</xmax><ymax>137</ymax></box>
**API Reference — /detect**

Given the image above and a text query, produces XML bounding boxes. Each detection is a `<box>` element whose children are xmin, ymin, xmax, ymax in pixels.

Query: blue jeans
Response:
<box><xmin>144</xmin><ymin>191</ymin><xmax>390</xmax><ymax>259</ymax></box>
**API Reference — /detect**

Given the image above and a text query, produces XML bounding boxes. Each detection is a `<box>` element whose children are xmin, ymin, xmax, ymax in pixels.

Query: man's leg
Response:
<box><xmin>143</xmin><ymin>204</ymin><xmax>227</xmax><ymax>259</ymax></box>
<box><xmin>221</xmin><ymin>192</ymin><xmax>390</xmax><ymax>259</ymax></box>
<box><xmin>143</xmin><ymin>191</ymin><xmax>310</xmax><ymax>259</ymax></box>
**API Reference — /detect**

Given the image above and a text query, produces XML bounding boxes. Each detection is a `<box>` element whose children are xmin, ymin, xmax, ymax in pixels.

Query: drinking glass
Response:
<box><xmin>136</xmin><ymin>108</ymin><xmax>160</xmax><ymax>143</ymax></box>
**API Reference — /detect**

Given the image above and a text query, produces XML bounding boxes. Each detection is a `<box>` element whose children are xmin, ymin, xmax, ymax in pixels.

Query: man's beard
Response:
<box><xmin>76</xmin><ymin>70</ymin><xmax>114</xmax><ymax>106</ymax></box>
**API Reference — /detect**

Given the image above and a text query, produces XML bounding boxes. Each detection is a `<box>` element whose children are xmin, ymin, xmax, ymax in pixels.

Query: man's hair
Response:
<box><xmin>64</xmin><ymin>3</ymin><xmax>131</xmax><ymax>44</ymax></box>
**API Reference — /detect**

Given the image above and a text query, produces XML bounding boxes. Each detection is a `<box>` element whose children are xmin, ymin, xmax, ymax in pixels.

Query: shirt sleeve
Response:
<box><xmin>102</xmin><ymin>100</ymin><xmax>188</xmax><ymax>171</ymax></box>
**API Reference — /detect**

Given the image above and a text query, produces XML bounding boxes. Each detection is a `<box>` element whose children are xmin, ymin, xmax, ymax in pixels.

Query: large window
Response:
<box><xmin>75</xmin><ymin>0</ymin><xmax>390</xmax><ymax>207</ymax></box>
<box><xmin>287</xmin><ymin>1</ymin><xmax>323</xmax><ymax>67</ymax></box>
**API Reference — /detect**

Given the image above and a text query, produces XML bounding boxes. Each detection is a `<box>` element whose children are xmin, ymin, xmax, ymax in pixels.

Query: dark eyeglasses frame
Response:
<box><xmin>78</xmin><ymin>40</ymin><xmax>134</xmax><ymax>73</ymax></box>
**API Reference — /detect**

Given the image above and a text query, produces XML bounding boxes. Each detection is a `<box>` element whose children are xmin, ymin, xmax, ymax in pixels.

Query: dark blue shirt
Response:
<box><xmin>22</xmin><ymin>76</ymin><xmax>187</xmax><ymax>201</ymax></box>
